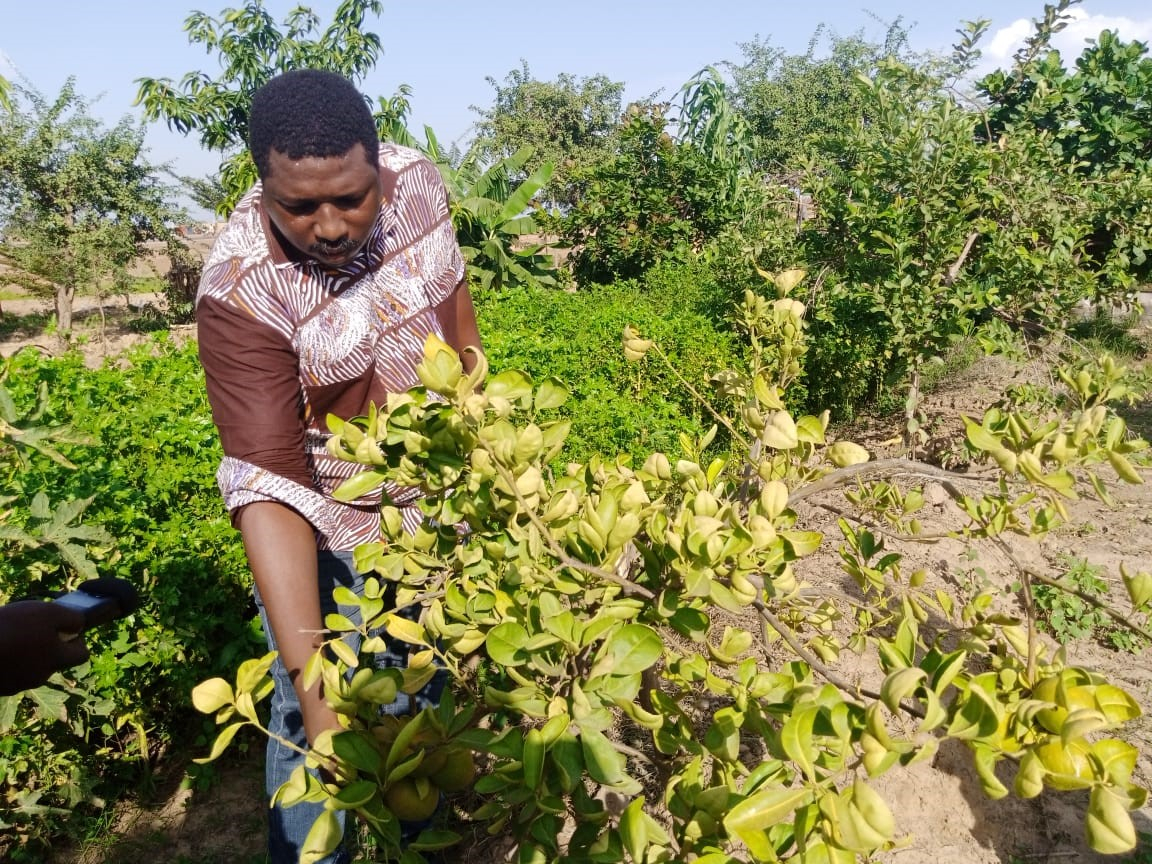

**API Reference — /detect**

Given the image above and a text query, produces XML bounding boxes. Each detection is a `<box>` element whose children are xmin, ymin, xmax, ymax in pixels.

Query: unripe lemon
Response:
<box><xmin>431</xmin><ymin>748</ymin><xmax>476</xmax><ymax>792</ymax></box>
<box><xmin>384</xmin><ymin>778</ymin><xmax>439</xmax><ymax>822</ymax></box>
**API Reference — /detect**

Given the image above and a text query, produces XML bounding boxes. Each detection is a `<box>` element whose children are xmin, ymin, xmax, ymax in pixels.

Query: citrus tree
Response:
<box><xmin>195</xmin><ymin>270</ymin><xmax>1149</xmax><ymax>862</ymax></box>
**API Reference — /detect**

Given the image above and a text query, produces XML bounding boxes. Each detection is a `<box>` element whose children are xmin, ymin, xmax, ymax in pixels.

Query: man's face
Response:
<box><xmin>262</xmin><ymin>142</ymin><xmax>384</xmax><ymax>268</ymax></box>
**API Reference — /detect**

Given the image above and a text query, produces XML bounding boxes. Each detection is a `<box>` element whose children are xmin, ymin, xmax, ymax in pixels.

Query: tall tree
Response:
<box><xmin>0</xmin><ymin>79</ymin><xmax>181</xmax><ymax>336</ymax></box>
<box><xmin>728</xmin><ymin>20</ymin><xmax>913</xmax><ymax>175</ymax></box>
<box><xmin>470</xmin><ymin>61</ymin><xmax>624</xmax><ymax>209</ymax></box>
<box><xmin>980</xmin><ymin>23</ymin><xmax>1152</xmax><ymax>280</ymax></box>
<box><xmin>135</xmin><ymin>0</ymin><xmax>391</xmax><ymax>211</ymax></box>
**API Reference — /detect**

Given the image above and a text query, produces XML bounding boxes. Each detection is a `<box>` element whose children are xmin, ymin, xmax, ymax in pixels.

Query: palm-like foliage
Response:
<box><xmin>423</xmin><ymin>130</ymin><xmax>558</xmax><ymax>291</ymax></box>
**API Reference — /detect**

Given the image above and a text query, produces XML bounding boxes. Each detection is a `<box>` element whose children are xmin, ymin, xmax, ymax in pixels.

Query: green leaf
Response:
<box><xmin>588</xmin><ymin>624</ymin><xmax>662</xmax><ymax>678</ymax></box>
<box><xmin>498</xmin><ymin>161</ymin><xmax>555</xmax><ymax>223</ymax></box>
<box><xmin>329</xmin><ymin>779</ymin><xmax>378</xmax><ymax>809</ymax></box>
<box><xmin>580</xmin><ymin>727</ymin><xmax>626</xmax><ymax>785</ymax></box>
<box><xmin>781</xmin><ymin>706</ymin><xmax>818</xmax><ymax>781</ymax></box>
<box><xmin>332</xmin><ymin>731</ymin><xmax>383</xmax><ymax>775</ymax></box>
<box><xmin>619</xmin><ymin>797</ymin><xmax>648</xmax><ymax>863</ymax></box>
<box><xmin>486</xmin><ymin>622</ymin><xmax>529</xmax><ymax>667</ymax></box>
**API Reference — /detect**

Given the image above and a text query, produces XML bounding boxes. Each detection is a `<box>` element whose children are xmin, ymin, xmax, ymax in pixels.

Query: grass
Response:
<box><xmin>1068</xmin><ymin>309</ymin><xmax>1150</xmax><ymax>362</ymax></box>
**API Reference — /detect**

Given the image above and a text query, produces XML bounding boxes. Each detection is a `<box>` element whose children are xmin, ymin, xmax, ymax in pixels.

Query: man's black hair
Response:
<box><xmin>248</xmin><ymin>69</ymin><xmax>379</xmax><ymax>178</ymax></box>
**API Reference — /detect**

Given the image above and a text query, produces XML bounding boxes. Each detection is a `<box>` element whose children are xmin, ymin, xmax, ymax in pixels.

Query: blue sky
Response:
<box><xmin>3</xmin><ymin>0</ymin><xmax>1150</xmax><ymax>208</ymax></box>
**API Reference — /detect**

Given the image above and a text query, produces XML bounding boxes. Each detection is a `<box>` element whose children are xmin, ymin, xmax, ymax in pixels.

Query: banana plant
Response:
<box><xmin>420</xmin><ymin>128</ymin><xmax>559</xmax><ymax>291</ymax></box>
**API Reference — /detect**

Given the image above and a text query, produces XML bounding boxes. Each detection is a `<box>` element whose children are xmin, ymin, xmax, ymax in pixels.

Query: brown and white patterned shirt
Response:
<box><xmin>196</xmin><ymin>143</ymin><xmax>465</xmax><ymax>550</ymax></box>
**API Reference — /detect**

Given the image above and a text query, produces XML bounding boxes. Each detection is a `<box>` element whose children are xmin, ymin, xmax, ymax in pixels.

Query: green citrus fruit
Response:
<box><xmin>413</xmin><ymin>747</ymin><xmax>449</xmax><ymax>778</ymax></box>
<box><xmin>384</xmin><ymin>778</ymin><xmax>439</xmax><ymax>822</ymax></box>
<box><xmin>431</xmin><ymin>748</ymin><xmax>476</xmax><ymax>792</ymax></box>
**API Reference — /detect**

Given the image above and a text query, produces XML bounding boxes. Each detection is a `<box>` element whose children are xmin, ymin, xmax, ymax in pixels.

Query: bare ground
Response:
<box><xmin>3</xmin><ymin>303</ymin><xmax>1150</xmax><ymax>864</ymax></box>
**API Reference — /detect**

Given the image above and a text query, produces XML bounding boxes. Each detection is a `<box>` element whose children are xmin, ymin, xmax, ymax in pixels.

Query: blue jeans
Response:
<box><xmin>255</xmin><ymin>551</ymin><xmax>446</xmax><ymax>864</ymax></box>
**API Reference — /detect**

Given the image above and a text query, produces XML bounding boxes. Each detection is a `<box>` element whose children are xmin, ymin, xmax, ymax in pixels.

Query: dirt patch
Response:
<box><xmin>0</xmin><ymin>292</ymin><xmax>196</xmax><ymax>368</ymax></box>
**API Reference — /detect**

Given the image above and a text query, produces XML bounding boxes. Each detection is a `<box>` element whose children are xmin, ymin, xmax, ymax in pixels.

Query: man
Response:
<box><xmin>196</xmin><ymin>69</ymin><xmax>481</xmax><ymax>864</ymax></box>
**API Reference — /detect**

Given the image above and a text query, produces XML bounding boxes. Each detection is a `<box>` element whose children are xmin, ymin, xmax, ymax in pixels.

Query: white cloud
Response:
<box><xmin>979</xmin><ymin>7</ymin><xmax>1152</xmax><ymax>73</ymax></box>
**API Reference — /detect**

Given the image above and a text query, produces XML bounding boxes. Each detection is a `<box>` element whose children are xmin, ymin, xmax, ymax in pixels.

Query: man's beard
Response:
<box><xmin>310</xmin><ymin>237</ymin><xmax>359</xmax><ymax>259</ymax></box>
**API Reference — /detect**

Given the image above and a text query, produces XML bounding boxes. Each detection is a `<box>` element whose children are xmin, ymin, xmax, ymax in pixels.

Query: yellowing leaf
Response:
<box><xmin>1107</xmin><ymin>450</ymin><xmax>1143</xmax><ymax>484</ymax></box>
<box><xmin>761</xmin><ymin>411</ymin><xmax>798</xmax><ymax>450</ymax></box>
<box><xmin>384</xmin><ymin>614</ymin><xmax>429</xmax><ymax>647</ymax></box>
<box><xmin>795</xmin><ymin>415</ymin><xmax>826</xmax><ymax>444</ymax></box>
<box><xmin>191</xmin><ymin>678</ymin><xmax>234</xmax><ymax>715</ymax></box>
<box><xmin>300</xmin><ymin>810</ymin><xmax>344</xmax><ymax>864</ymax></box>
<box><xmin>723</xmin><ymin>786</ymin><xmax>812</xmax><ymax>840</ymax></box>
<box><xmin>828</xmin><ymin>441</ymin><xmax>870</xmax><ymax>467</ymax></box>
<box><xmin>781</xmin><ymin>530</ymin><xmax>822</xmax><ymax>558</ymax></box>
<box><xmin>1086</xmin><ymin>785</ymin><xmax>1137</xmax><ymax>854</ymax></box>
<box><xmin>963</xmin><ymin>415</ymin><xmax>1002</xmax><ymax>452</ymax></box>
<box><xmin>773</xmin><ymin>268</ymin><xmax>807</xmax><ymax>295</ymax></box>
<box><xmin>1121</xmin><ymin>563</ymin><xmax>1152</xmax><ymax>609</ymax></box>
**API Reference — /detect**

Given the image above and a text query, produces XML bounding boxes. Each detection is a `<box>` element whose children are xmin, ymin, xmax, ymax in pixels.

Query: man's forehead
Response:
<box><xmin>264</xmin><ymin>144</ymin><xmax>379</xmax><ymax>195</ymax></box>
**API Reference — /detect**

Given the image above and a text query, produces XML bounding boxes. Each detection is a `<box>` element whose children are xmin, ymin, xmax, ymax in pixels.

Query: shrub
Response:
<box><xmin>475</xmin><ymin>262</ymin><xmax>742</xmax><ymax>462</ymax></box>
<box><xmin>0</xmin><ymin>339</ymin><xmax>257</xmax><ymax>852</ymax></box>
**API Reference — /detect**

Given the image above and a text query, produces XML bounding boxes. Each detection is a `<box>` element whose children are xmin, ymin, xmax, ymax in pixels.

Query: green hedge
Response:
<box><xmin>0</xmin><ymin>338</ymin><xmax>257</xmax><ymax>855</ymax></box>
<box><xmin>476</xmin><ymin>262</ymin><xmax>742</xmax><ymax>463</ymax></box>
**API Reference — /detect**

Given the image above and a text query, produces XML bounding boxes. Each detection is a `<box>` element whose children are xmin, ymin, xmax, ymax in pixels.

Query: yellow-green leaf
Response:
<box><xmin>191</xmin><ymin>678</ymin><xmax>234</xmax><ymax>715</ymax></box>
<box><xmin>300</xmin><ymin>810</ymin><xmax>344</xmax><ymax>864</ymax></box>
<box><xmin>828</xmin><ymin>441</ymin><xmax>869</xmax><ymax>467</ymax></box>
<box><xmin>1086</xmin><ymin>785</ymin><xmax>1137</xmax><ymax>854</ymax></box>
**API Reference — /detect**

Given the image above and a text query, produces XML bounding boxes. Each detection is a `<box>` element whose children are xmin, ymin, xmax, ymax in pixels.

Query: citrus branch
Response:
<box><xmin>489</xmin><ymin>458</ymin><xmax>656</xmax><ymax>601</ymax></box>
<box><xmin>754</xmin><ymin>601</ymin><xmax>927</xmax><ymax>720</ymax></box>
<box><xmin>648</xmin><ymin>343</ymin><xmax>751</xmax><ymax>450</ymax></box>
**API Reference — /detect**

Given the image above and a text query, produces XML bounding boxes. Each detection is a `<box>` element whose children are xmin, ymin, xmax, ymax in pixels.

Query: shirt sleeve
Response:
<box><xmin>197</xmin><ymin>295</ymin><xmax>312</xmax><ymax>489</ymax></box>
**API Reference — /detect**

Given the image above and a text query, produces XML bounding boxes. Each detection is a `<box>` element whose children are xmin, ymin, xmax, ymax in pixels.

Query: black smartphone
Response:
<box><xmin>52</xmin><ymin>579</ymin><xmax>140</xmax><ymax>631</ymax></box>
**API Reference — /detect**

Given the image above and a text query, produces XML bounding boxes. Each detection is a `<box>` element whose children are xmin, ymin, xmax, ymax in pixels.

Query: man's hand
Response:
<box><xmin>0</xmin><ymin>600</ymin><xmax>90</xmax><ymax>696</ymax></box>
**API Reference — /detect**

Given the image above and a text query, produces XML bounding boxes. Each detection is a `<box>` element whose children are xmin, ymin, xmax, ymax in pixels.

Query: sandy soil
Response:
<box><xmin>3</xmin><ymin>305</ymin><xmax>1149</xmax><ymax>864</ymax></box>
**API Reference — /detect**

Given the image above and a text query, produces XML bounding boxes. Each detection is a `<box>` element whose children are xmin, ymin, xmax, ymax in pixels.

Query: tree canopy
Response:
<box><xmin>470</xmin><ymin>61</ymin><xmax>625</xmax><ymax>208</ymax></box>
<box><xmin>134</xmin><ymin>0</ymin><xmax>388</xmax><ymax>211</ymax></box>
<box><xmin>0</xmin><ymin>79</ymin><xmax>181</xmax><ymax>335</ymax></box>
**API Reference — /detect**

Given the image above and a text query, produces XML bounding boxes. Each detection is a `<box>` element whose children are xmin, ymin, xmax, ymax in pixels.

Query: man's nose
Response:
<box><xmin>314</xmin><ymin>204</ymin><xmax>347</xmax><ymax>243</ymax></box>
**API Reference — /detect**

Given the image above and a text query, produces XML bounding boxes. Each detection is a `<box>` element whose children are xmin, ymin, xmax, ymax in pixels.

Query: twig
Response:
<box><xmin>755</xmin><ymin>602</ymin><xmax>927</xmax><ymax>720</ymax></box>
<box><xmin>790</xmin><ymin>458</ymin><xmax>994</xmax><ymax>505</ymax></box>
<box><xmin>490</xmin><ymin>459</ymin><xmax>656</xmax><ymax>601</ymax></box>
<box><xmin>944</xmin><ymin>231</ymin><xmax>980</xmax><ymax>286</ymax></box>
<box><xmin>996</xmin><ymin>542</ymin><xmax>1152</xmax><ymax>643</ymax></box>
<box><xmin>814</xmin><ymin>500</ymin><xmax>950</xmax><ymax>542</ymax></box>
<box><xmin>651</xmin><ymin>344</ymin><xmax>750</xmax><ymax>450</ymax></box>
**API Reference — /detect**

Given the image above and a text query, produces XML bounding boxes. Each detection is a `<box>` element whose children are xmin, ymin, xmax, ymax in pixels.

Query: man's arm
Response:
<box><xmin>434</xmin><ymin>280</ymin><xmax>483</xmax><ymax>374</ymax></box>
<box><xmin>236</xmin><ymin>502</ymin><xmax>339</xmax><ymax>744</ymax></box>
<box><xmin>198</xmin><ymin>298</ymin><xmax>340</xmax><ymax>744</ymax></box>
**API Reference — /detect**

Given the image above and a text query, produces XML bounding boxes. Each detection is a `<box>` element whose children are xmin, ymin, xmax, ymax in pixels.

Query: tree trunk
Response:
<box><xmin>55</xmin><ymin>283</ymin><xmax>74</xmax><ymax>339</ymax></box>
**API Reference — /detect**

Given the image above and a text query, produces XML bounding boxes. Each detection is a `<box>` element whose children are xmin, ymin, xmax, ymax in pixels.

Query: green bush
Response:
<box><xmin>0</xmin><ymin>338</ymin><xmax>257</xmax><ymax>853</ymax></box>
<box><xmin>475</xmin><ymin>262</ymin><xmax>741</xmax><ymax>462</ymax></box>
